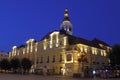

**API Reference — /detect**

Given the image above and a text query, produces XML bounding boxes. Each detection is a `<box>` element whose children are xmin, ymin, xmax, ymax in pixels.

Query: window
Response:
<box><xmin>47</xmin><ymin>56</ymin><xmax>49</xmax><ymax>63</ymax></box>
<box><xmin>101</xmin><ymin>50</ymin><xmax>104</xmax><ymax>56</ymax></box>
<box><xmin>49</xmin><ymin>41</ymin><xmax>52</xmax><ymax>48</ymax></box>
<box><xmin>84</xmin><ymin>48</ymin><xmax>87</xmax><ymax>53</ymax></box>
<box><xmin>104</xmin><ymin>51</ymin><xmax>107</xmax><ymax>56</ymax></box>
<box><xmin>27</xmin><ymin>43</ymin><xmax>29</xmax><ymax>53</ymax></box>
<box><xmin>59</xmin><ymin>55</ymin><xmax>62</xmax><ymax>62</ymax></box>
<box><xmin>14</xmin><ymin>49</ymin><xmax>16</xmax><ymax>56</ymax></box>
<box><xmin>17</xmin><ymin>50</ymin><xmax>19</xmax><ymax>55</ymax></box>
<box><xmin>35</xmin><ymin>43</ymin><xmax>38</xmax><ymax>52</ymax></box>
<box><xmin>64</xmin><ymin>37</ymin><xmax>67</xmax><ymax>46</ymax></box>
<box><xmin>94</xmin><ymin>49</ymin><xmax>97</xmax><ymax>55</ymax></box>
<box><xmin>23</xmin><ymin>48</ymin><xmax>25</xmax><ymax>54</ymax></box>
<box><xmin>37</xmin><ymin>58</ymin><xmax>39</xmax><ymax>64</ymax></box>
<box><xmin>40</xmin><ymin>56</ymin><xmax>43</xmax><ymax>63</ymax></box>
<box><xmin>30</xmin><ymin>42</ymin><xmax>33</xmax><ymax>52</ymax></box>
<box><xmin>53</xmin><ymin>40</ymin><xmax>56</xmax><ymax>47</ymax></box>
<box><xmin>56</xmin><ymin>34</ymin><xmax>59</xmax><ymax>47</ymax></box>
<box><xmin>60</xmin><ymin>40</ymin><xmax>62</xmax><ymax>46</ymax></box>
<box><xmin>52</xmin><ymin>55</ymin><xmax>55</xmax><ymax>63</ymax></box>
<box><xmin>92</xmin><ymin>48</ymin><xmax>97</xmax><ymax>55</ymax></box>
<box><xmin>12</xmin><ymin>52</ymin><xmax>14</xmax><ymax>56</ymax></box>
<box><xmin>80</xmin><ymin>47</ymin><xmax>83</xmax><ymax>52</ymax></box>
<box><xmin>67</xmin><ymin>54</ymin><xmax>72</xmax><ymax>61</ymax></box>
<box><xmin>43</xmin><ymin>39</ymin><xmax>47</xmax><ymax>50</ymax></box>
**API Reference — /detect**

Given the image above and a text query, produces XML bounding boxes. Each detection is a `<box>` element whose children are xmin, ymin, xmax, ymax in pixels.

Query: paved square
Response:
<box><xmin>0</xmin><ymin>73</ymin><xmax>120</xmax><ymax>80</ymax></box>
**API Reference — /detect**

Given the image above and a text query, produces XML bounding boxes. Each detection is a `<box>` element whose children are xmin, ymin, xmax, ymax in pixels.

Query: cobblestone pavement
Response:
<box><xmin>0</xmin><ymin>73</ymin><xmax>120</xmax><ymax>80</ymax></box>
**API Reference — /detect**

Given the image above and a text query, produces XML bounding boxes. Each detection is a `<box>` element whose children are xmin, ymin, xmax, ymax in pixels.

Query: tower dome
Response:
<box><xmin>60</xmin><ymin>8</ymin><xmax>72</xmax><ymax>35</ymax></box>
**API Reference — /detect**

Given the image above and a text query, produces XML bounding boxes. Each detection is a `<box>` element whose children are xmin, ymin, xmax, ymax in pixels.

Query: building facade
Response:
<box><xmin>0</xmin><ymin>51</ymin><xmax>8</xmax><ymax>61</ymax></box>
<box><xmin>9</xmin><ymin>8</ymin><xmax>111</xmax><ymax>76</ymax></box>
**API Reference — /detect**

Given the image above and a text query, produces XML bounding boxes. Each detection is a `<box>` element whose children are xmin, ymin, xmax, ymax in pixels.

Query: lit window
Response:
<box><xmin>64</xmin><ymin>37</ymin><xmax>67</xmax><ymax>46</ymax></box>
<box><xmin>92</xmin><ymin>48</ymin><xmax>96</xmax><ymax>55</ymax></box>
<box><xmin>104</xmin><ymin>51</ymin><xmax>107</xmax><ymax>56</ymax></box>
<box><xmin>14</xmin><ymin>49</ymin><xmax>16</xmax><ymax>56</ymax></box>
<box><xmin>12</xmin><ymin>46</ymin><xmax>17</xmax><ymax>56</ymax></box>
<box><xmin>12</xmin><ymin>51</ymin><xmax>14</xmax><ymax>56</ymax></box>
<box><xmin>99</xmin><ymin>44</ymin><xmax>103</xmax><ymax>47</ymax></box>
<box><xmin>43</xmin><ymin>39</ymin><xmax>47</xmax><ymax>50</ymax></box>
<box><xmin>56</xmin><ymin>34</ymin><xmax>59</xmax><ymax>47</ymax></box>
<box><xmin>35</xmin><ymin>43</ymin><xmax>38</xmax><ymax>52</ymax></box>
<box><xmin>26</xmin><ymin>41</ymin><xmax>29</xmax><ymax>53</ymax></box>
<box><xmin>84</xmin><ymin>48</ymin><xmax>87</xmax><ymax>53</ymax></box>
<box><xmin>26</xmin><ymin>39</ymin><xmax>35</xmax><ymax>53</ymax></box>
<box><xmin>81</xmin><ymin>47</ymin><xmax>83</xmax><ymax>52</ymax></box>
<box><xmin>50</xmin><ymin>31</ymin><xmax>59</xmax><ymax>48</ymax></box>
<box><xmin>101</xmin><ymin>50</ymin><xmax>104</xmax><ymax>56</ymax></box>
<box><xmin>92</xmin><ymin>48</ymin><xmax>97</xmax><ymax>55</ymax></box>
<box><xmin>50</xmin><ymin>35</ymin><xmax>53</xmax><ymax>48</ymax></box>
<box><xmin>92</xmin><ymin>49</ymin><xmax>94</xmax><ymax>54</ymax></box>
<box><xmin>94</xmin><ymin>49</ymin><xmax>97</xmax><ymax>55</ymax></box>
<box><xmin>49</xmin><ymin>41</ymin><xmax>52</xmax><ymax>48</ymax></box>
<box><xmin>27</xmin><ymin>44</ymin><xmax>29</xmax><ymax>53</ymax></box>
<box><xmin>17</xmin><ymin>50</ymin><xmax>19</xmax><ymax>55</ymax></box>
<box><xmin>23</xmin><ymin>48</ymin><xmax>25</xmax><ymax>54</ymax></box>
<box><xmin>30</xmin><ymin>42</ymin><xmax>32</xmax><ymax>52</ymax></box>
<box><xmin>9</xmin><ymin>52</ymin><xmax>11</xmax><ymax>57</ymax></box>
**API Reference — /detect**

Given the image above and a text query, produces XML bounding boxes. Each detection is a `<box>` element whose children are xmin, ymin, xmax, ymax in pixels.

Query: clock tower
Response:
<box><xmin>60</xmin><ymin>8</ymin><xmax>72</xmax><ymax>35</ymax></box>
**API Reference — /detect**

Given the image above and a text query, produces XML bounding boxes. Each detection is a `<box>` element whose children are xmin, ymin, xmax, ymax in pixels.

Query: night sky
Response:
<box><xmin>0</xmin><ymin>0</ymin><xmax>120</xmax><ymax>52</ymax></box>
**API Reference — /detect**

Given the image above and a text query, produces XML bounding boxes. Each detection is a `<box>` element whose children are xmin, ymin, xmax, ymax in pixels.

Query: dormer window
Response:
<box><xmin>43</xmin><ymin>39</ymin><xmax>47</xmax><ymax>50</ymax></box>
<box><xmin>99</xmin><ymin>44</ymin><xmax>104</xmax><ymax>47</ymax></box>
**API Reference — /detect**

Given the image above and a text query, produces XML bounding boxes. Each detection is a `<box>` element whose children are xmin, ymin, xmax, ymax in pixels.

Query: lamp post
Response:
<box><xmin>93</xmin><ymin>70</ymin><xmax>96</xmax><ymax>80</ymax></box>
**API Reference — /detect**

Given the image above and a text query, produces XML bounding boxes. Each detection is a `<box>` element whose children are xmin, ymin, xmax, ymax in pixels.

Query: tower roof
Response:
<box><xmin>63</xmin><ymin>8</ymin><xmax>70</xmax><ymax>21</ymax></box>
<box><xmin>60</xmin><ymin>8</ymin><xmax>72</xmax><ymax>35</ymax></box>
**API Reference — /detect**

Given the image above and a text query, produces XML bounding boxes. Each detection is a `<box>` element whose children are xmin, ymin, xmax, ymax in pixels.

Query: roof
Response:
<box><xmin>67</xmin><ymin>35</ymin><xmax>104</xmax><ymax>49</ymax></box>
<box><xmin>39</xmin><ymin>30</ymin><xmax>111</xmax><ymax>49</ymax></box>
<box><xmin>91</xmin><ymin>38</ymin><xmax>110</xmax><ymax>46</ymax></box>
<box><xmin>40</xmin><ymin>30</ymin><xmax>59</xmax><ymax>41</ymax></box>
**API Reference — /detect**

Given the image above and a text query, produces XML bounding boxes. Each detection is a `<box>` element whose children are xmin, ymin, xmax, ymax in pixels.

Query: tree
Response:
<box><xmin>10</xmin><ymin>58</ymin><xmax>20</xmax><ymax>73</ymax></box>
<box><xmin>109</xmin><ymin>44</ymin><xmax>120</xmax><ymax>66</ymax></box>
<box><xmin>21</xmin><ymin>58</ymin><xmax>32</xmax><ymax>74</ymax></box>
<box><xmin>0</xmin><ymin>59</ymin><xmax>10</xmax><ymax>72</ymax></box>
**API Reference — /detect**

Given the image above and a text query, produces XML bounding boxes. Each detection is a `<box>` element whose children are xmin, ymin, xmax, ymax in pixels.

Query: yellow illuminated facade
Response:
<box><xmin>9</xmin><ymin>8</ymin><xmax>111</xmax><ymax>76</ymax></box>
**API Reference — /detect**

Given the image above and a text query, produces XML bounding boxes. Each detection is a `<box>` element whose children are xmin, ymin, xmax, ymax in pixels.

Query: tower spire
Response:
<box><xmin>64</xmin><ymin>8</ymin><xmax>70</xmax><ymax>21</ymax></box>
<box><xmin>60</xmin><ymin>8</ymin><xmax>72</xmax><ymax>35</ymax></box>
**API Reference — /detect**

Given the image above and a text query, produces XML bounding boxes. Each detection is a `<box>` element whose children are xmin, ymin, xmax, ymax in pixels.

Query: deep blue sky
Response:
<box><xmin>0</xmin><ymin>0</ymin><xmax>120</xmax><ymax>52</ymax></box>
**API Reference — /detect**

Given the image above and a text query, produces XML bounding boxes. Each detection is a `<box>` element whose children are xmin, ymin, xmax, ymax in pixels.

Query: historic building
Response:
<box><xmin>0</xmin><ymin>51</ymin><xmax>8</xmax><ymax>61</ymax></box>
<box><xmin>9</xmin><ymin>8</ymin><xmax>111</xmax><ymax>76</ymax></box>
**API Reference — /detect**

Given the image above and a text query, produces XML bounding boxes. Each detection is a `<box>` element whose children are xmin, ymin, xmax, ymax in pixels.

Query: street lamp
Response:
<box><xmin>93</xmin><ymin>70</ymin><xmax>96</xmax><ymax>80</ymax></box>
